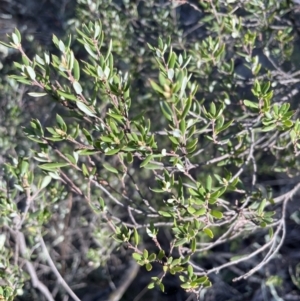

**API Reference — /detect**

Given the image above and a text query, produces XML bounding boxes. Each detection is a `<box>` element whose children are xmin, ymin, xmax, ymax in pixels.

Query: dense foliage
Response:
<box><xmin>1</xmin><ymin>0</ymin><xmax>300</xmax><ymax>300</ymax></box>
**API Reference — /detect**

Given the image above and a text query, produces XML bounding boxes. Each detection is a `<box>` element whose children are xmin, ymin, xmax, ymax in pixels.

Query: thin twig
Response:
<box><xmin>8</xmin><ymin>228</ymin><xmax>55</xmax><ymax>301</ymax></box>
<box><xmin>39</xmin><ymin>235</ymin><xmax>81</xmax><ymax>301</ymax></box>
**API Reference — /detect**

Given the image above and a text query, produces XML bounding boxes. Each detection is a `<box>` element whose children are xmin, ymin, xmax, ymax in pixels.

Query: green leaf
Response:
<box><xmin>168</xmin><ymin>135</ymin><xmax>179</xmax><ymax>145</ymax></box>
<box><xmin>56</xmin><ymin>89</ymin><xmax>77</xmax><ymax>101</ymax></box>
<box><xmin>76</xmin><ymin>101</ymin><xmax>96</xmax><ymax>117</ymax></box>
<box><xmin>244</xmin><ymin>99</ymin><xmax>258</xmax><ymax>109</ymax></box>
<box><xmin>83</xmin><ymin>128</ymin><xmax>93</xmax><ymax>144</ymax></box>
<box><xmin>168</xmin><ymin>52</ymin><xmax>177</xmax><ymax>68</ymax></box>
<box><xmin>20</xmin><ymin>160</ymin><xmax>29</xmax><ymax>176</ymax></box>
<box><xmin>210</xmin><ymin>102</ymin><xmax>216</xmax><ymax>116</ymax></box>
<box><xmin>81</xmin><ymin>164</ymin><xmax>90</xmax><ymax>177</ymax></box>
<box><xmin>73</xmin><ymin>59</ymin><xmax>80</xmax><ymax>80</ymax></box>
<box><xmin>58</xmin><ymin>40</ymin><xmax>65</xmax><ymax>52</ymax></box>
<box><xmin>126</xmin><ymin>152</ymin><xmax>133</xmax><ymax>163</ymax></box>
<box><xmin>187</xmin><ymin>265</ymin><xmax>193</xmax><ymax>278</ymax></box>
<box><xmin>100</xmin><ymin>136</ymin><xmax>114</xmax><ymax>143</ymax></box>
<box><xmin>0</xmin><ymin>234</ymin><xmax>6</xmax><ymax>250</ymax></box>
<box><xmin>217</xmin><ymin>120</ymin><xmax>233</xmax><ymax>133</ymax></box>
<box><xmin>69</xmin><ymin>51</ymin><xmax>74</xmax><ymax>70</ymax></box>
<box><xmin>283</xmin><ymin>120</ymin><xmax>293</xmax><ymax>128</ymax></box>
<box><xmin>167</xmin><ymin>69</ymin><xmax>174</xmax><ymax>80</ymax></box>
<box><xmin>269</xmin><ymin>227</ymin><xmax>274</xmax><ymax>238</ymax></box>
<box><xmin>181</xmin><ymin>96</ymin><xmax>192</xmax><ymax>120</ymax></box>
<box><xmin>134</xmin><ymin>228</ymin><xmax>139</xmax><ymax>246</ymax></box>
<box><xmin>12</xmin><ymin>32</ymin><xmax>20</xmax><ymax>44</ymax></box>
<box><xmin>206</xmin><ymin>175</ymin><xmax>212</xmax><ymax>192</ymax></box>
<box><xmin>158</xmin><ymin>249</ymin><xmax>165</xmax><ymax>260</ymax></box>
<box><xmin>140</xmin><ymin>155</ymin><xmax>154</xmax><ymax>168</ymax></box>
<box><xmin>158</xmin><ymin>211</ymin><xmax>172</xmax><ymax>217</ymax></box>
<box><xmin>26</xmin><ymin>66</ymin><xmax>36</xmax><ymax>80</ymax></box>
<box><xmin>73</xmin><ymin>81</ymin><xmax>82</xmax><ymax>94</ymax></box>
<box><xmin>107</xmin><ymin>113</ymin><xmax>124</xmax><ymax>122</ymax></box>
<box><xmin>148</xmin><ymin>253</ymin><xmax>156</xmax><ymax>262</ymax></box>
<box><xmin>188</xmin><ymin>188</ymin><xmax>200</xmax><ymax>196</ymax></box>
<box><xmin>150</xmin><ymin>80</ymin><xmax>164</xmax><ymax>94</ymax></box>
<box><xmin>179</xmin><ymin>76</ymin><xmax>188</xmax><ymax>98</ymax></box>
<box><xmin>181</xmin><ymin>256</ymin><xmax>190</xmax><ymax>265</ymax></box>
<box><xmin>132</xmin><ymin>253</ymin><xmax>142</xmax><ymax>261</ymax></box>
<box><xmin>187</xmin><ymin>206</ymin><xmax>196</xmax><ymax>214</ymax></box>
<box><xmin>105</xmin><ymin>39</ymin><xmax>113</xmax><ymax>60</ymax></box>
<box><xmin>0</xmin><ymin>40</ymin><xmax>13</xmax><ymax>48</ymax></box>
<box><xmin>174</xmin><ymin>238</ymin><xmax>188</xmax><ymax>247</ymax></box>
<box><xmin>210</xmin><ymin>210</ymin><xmax>223</xmax><ymax>219</ymax></box>
<box><xmin>203</xmin><ymin>228</ymin><xmax>214</xmax><ymax>238</ymax></box>
<box><xmin>193</xmin><ymin>276</ymin><xmax>209</xmax><ymax>285</ymax></box>
<box><xmin>191</xmin><ymin>238</ymin><xmax>196</xmax><ymax>253</ymax></box>
<box><xmin>105</xmin><ymin>148</ymin><xmax>120</xmax><ymax>155</ymax></box>
<box><xmin>39</xmin><ymin>176</ymin><xmax>52</xmax><ymax>189</ymax></box>
<box><xmin>144</xmin><ymin>162</ymin><xmax>164</xmax><ymax>170</ymax></box>
<box><xmin>160</xmin><ymin>101</ymin><xmax>173</xmax><ymax>121</ymax></box>
<box><xmin>77</xmin><ymin>149</ymin><xmax>98</xmax><ymax>156</ymax></box>
<box><xmin>28</xmin><ymin>92</ymin><xmax>47</xmax><ymax>97</ymax></box>
<box><xmin>22</xmin><ymin>55</ymin><xmax>30</xmax><ymax>66</ymax></box>
<box><xmin>146</xmin><ymin>263</ymin><xmax>152</xmax><ymax>271</ymax></box>
<box><xmin>35</xmin><ymin>54</ymin><xmax>45</xmax><ymax>65</ymax></box>
<box><xmin>56</xmin><ymin>114</ymin><xmax>67</xmax><ymax>131</ymax></box>
<box><xmin>194</xmin><ymin>208</ymin><xmax>206</xmax><ymax>216</ymax></box>
<box><xmin>39</xmin><ymin>162</ymin><xmax>69</xmax><ymax>171</ymax></box>
<box><xmin>171</xmin><ymin>266</ymin><xmax>184</xmax><ymax>274</ymax></box>
<box><xmin>257</xmin><ymin>198</ymin><xmax>267</xmax><ymax>215</ymax></box>
<box><xmin>103</xmin><ymin>163</ymin><xmax>118</xmax><ymax>174</ymax></box>
<box><xmin>261</xmin><ymin>124</ymin><xmax>276</xmax><ymax>132</ymax></box>
<box><xmin>181</xmin><ymin>283</ymin><xmax>191</xmax><ymax>289</ymax></box>
<box><xmin>143</xmin><ymin>249</ymin><xmax>148</xmax><ymax>259</ymax></box>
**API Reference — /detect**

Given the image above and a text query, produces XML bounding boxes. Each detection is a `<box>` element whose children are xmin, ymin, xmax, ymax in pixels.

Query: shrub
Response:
<box><xmin>1</xmin><ymin>1</ymin><xmax>300</xmax><ymax>300</ymax></box>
